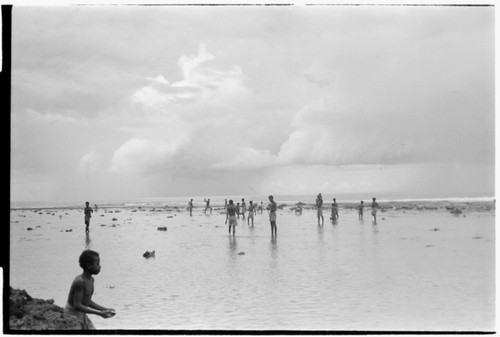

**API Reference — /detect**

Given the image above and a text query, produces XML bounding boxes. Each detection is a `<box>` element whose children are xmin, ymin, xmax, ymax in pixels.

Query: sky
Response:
<box><xmin>9</xmin><ymin>4</ymin><xmax>495</xmax><ymax>203</ymax></box>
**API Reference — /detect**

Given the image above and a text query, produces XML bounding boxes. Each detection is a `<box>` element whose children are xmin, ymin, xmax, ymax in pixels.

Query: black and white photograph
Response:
<box><xmin>6</xmin><ymin>1</ymin><xmax>496</xmax><ymax>333</ymax></box>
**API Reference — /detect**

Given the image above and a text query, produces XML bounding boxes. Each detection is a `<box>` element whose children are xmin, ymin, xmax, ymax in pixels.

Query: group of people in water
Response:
<box><xmin>314</xmin><ymin>193</ymin><xmax>379</xmax><ymax>225</ymax></box>
<box><xmin>74</xmin><ymin>194</ymin><xmax>380</xmax><ymax>329</ymax></box>
<box><xmin>185</xmin><ymin>194</ymin><xmax>380</xmax><ymax>237</ymax></box>
<box><xmin>83</xmin><ymin>195</ymin><xmax>380</xmax><ymax>238</ymax></box>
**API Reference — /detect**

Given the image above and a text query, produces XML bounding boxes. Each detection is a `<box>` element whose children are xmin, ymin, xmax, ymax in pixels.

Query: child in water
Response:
<box><xmin>64</xmin><ymin>250</ymin><xmax>115</xmax><ymax>329</ymax></box>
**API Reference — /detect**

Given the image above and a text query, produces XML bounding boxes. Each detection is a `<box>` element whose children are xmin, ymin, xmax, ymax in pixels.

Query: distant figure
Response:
<box><xmin>268</xmin><ymin>195</ymin><xmax>277</xmax><ymax>236</ymax></box>
<box><xmin>204</xmin><ymin>198</ymin><xmax>212</xmax><ymax>214</ymax></box>
<box><xmin>258</xmin><ymin>202</ymin><xmax>264</xmax><ymax>214</ymax></box>
<box><xmin>224</xmin><ymin>199</ymin><xmax>228</xmax><ymax>211</ymax></box>
<box><xmin>84</xmin><ymin>202</ymin><xmax>93</xmax><ymax>233</ymax></box>
<box><xmin>371</xmin><ymin>197</ymin><xmax>379</xmax><ymax>222</ymax></box>
<box><xmin>236</xmin><ymin>203</ymin><xmax>241</xmax><ymax>218</ymax></box>
<box><xmin>316</xmin><ymin>193</ymin><xmax>324</xmax><ymax>225</ymax></box>
<box><xmin>225</xmin><ymin>200</ymin><xmax>238</xmax><ymax>236</ymax></box>
<box><xmin>94</xmin><ymin>204</ymin><xmax>98</xmax><ymax>213</ymax></box>
<box><xmin>295</xmin><ymin>205</ymin><xmax>302</xmax><ymax>215</ymax></box>
<box><xmin>247</xmin><ymin>201</ymin><xmax>255</xmax><ymax>226</ymax></box>
<box><xmin>188</xmin><ymin>199</ymin><xmax>194</xmax><ymax>216</ymax></box>
<box><xmin>241</xmin><ymin>198</ymin><xmax>247</xmax><ymax>219</ymax></box>
<box><xmin>358</xmin><ymin>201</ymin><xmax>364</xmax><ymax>220</ymax></box>
<box><xmin>331</xmin><ymin>198</ymin><xmax>339</xmax><ymax>222</ymax></box>
<box><xmin>64</xmin><ymin>250</ymin><xmax>115</xmax><ymax>329</ymax></box>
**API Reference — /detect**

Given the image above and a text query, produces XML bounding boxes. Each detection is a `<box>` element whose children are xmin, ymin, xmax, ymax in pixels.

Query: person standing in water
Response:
<box><xmin>268</xmin><ymin>195</ymin><xmax>277</xmax><ymax>236</ymax></box>
<box><xmin>241</xmin><ymin>198</ymin><xmax>246</xmax><ymax>220</ymax></box>
<box><xmin>371</xmin><ymin>197</ymin><xmax>379</xmax><ymax>222</ymax></box>
<box><xmin>236</xmin><ymin>203</ymin><xmax>241</xmax><ymax>218</ymax></box>
<box><xmin>331</xmin><ymin>198</ymin><xmax>339</xmax><ymax>222</ymax></box>
<box><xmin>188</xmin><ymin>199</ymin><xmax>194</xmax><ymax>216</ymax></box>
<box><xmin>225</xmin><ymin>200</ymin><xmax>238</xmax><ymax>236</ymax></box>
<box><xmin>204</xmin><ymin>198</ymin><xmax>212</xmax><ymax>214</ymax></box>
<box><xmin>247</xmin><ymin>201</ymin><xmax>255</xmax><ymax>226</ymax></box>
<box><xmin>316</xmin><ymin>193</ymin><xmax>324</xmax><ymax>225</ymax></box>
<box><xmin>358</xmin><ymin>200</ymin><xmax>364</xmax><ymax>220</ymax></box>
<box><xmin>84</xmin><ymin>202</ymin><xmax>93</xmax><ymax>233</ymax></box>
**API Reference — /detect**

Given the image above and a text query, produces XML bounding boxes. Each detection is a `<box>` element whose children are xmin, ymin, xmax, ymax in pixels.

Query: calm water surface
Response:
<box><xmin>9</xmin><ymin>206</ymin><xmax>495</xmax><ymax>331</ymax></box>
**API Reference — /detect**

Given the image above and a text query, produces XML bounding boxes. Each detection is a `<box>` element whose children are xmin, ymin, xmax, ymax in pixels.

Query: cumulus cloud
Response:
<box><xmin>24</xmin><ymin>109</ymin><xmax>78</xmax><ymax>125</ymax></box>
<box><xmin>117</xmin><ymin>43</ymin><xmax>257</xmax><ymax>175</ymax></box>
<box><xmin>132</xmin><ymin>43</ymin><xmax>249</xmax><ymax>112</ymax></box>
<box><xmin>78</xmin><ymin>151</ymin><xmax>99</xmax><ymax>173</ymax></box>
<box><xmin>211</xmin><ymin>147</ymin><xmax>276</xmax><ymax>170</ymax></box>
<box><xmin>174</xmin><ymin>43</ymin><xmax>215</xmax><ymax>88</ymax></box>
<box><xmin>110</xmin><ymin>138</ymin><xmax>179</xmax><ymax>174</ymax></box>
<box><xmin>147</xmin><ymin>75</ymin><xmax>169</xmax><ymax>85</ymax></box>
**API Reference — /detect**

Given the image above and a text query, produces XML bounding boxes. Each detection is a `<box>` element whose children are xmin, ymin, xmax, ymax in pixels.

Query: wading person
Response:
<box><xmin>225</xmin><ymin>200</ymin><xmax>238</xmax><ymax>236</ymax></box>
<box><xmin>268</xmin><ymin>195</ymin><xmax>277</xmax><ymax>236</ymax></box>
<box><xmin>64</xmin><ymin>250</ymin><xmax>115</xmax><ymax>329</ymax></box>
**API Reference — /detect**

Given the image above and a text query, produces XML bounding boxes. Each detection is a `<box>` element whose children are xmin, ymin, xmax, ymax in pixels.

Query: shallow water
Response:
<box><xmin>9</xmin><ymin>206</ymin><xmax>495</xmax><ymax>331</ymax></box>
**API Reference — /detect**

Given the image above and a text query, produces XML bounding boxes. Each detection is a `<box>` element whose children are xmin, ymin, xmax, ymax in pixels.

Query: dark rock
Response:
<box><xmin>9</xmin><ymin>287</ymin><xmax>81</xmax><ymax>330</ymax></box>
<box><xmin>143</xmin><ymin>250</ymin><xmax>155</xmax><ymax>258</ymax></box>
<box><xmin>157</xmin><ymin>226</ymin><xmax>167</xmax><ymax>231</ymax></box>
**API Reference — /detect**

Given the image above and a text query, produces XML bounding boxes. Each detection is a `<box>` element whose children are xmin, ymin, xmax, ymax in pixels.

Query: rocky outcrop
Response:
<box><xmin>9</xmin><ymin>287</ymin><xmax>81</xmax><ymax>330</ymax></box>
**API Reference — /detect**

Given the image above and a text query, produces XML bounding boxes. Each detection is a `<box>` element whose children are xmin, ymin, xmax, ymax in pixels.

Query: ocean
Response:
<box><xmin>9</xmin><ymin>196</ymin><xmax>496</xmax><ymax>331</ymax></box>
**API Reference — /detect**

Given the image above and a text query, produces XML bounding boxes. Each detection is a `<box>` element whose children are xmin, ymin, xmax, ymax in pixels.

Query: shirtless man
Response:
<box><xmin>268</xmin><ymin>195</ymin><xmax>277</xmax><ymax>236</ymax></box>
<box><xmin>225</xmin><ymin>200</ymin><xmax>238</xmax><ymax>236</ymax></box>
<box><xmin>316</xmin><ymin>194</ymin><xmax>324</xmax><ymax>225</ymax></box>
<box><xmin>247</xmin><ymin>201</ymin><xmax>255</xmax><ymax>226</ymax></box>
<box><xmin>84</xmin><ymin>202</ymin><xmax>93</xmax><ymax>232</ymax></box>
<box><xmin>241</xmin><ymin>198</ymin><xmax>247</xmax><ymax>220</ymax></box>
<box><xmin>371</xmin><ymin>197</ymin><xmax>379</xmax><ymax>222</ymax></box>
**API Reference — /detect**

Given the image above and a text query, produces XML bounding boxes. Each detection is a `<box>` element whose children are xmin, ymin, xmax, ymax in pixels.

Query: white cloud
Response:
<box><xmin>110</xmin><ymin>138</ymin><xmax>173</xmax><ymax>174</ymax></box>
<box><xmin>24</xmin><ymin>108</ymin><xmax>78</xmax><ymax>124</ymax></box>
<box><xmin>175</xmin><ymin>43</ymin><xmax>215</xmax><ymax>87</ymax></box>
<box><xmin>147</xmin><ymin>75</ymin><xmax>169</xmax><ymax>85</ymax></box>
<box><xmin>211</xmin><ymin>147</ymin><xmax>276</xmax><ymax>170</ymax></box>
<box><xmin>132</xmin><ymin>43</ymin><xmax>249</xmax><ymax>111</ymax></box>
<box><xmin>78</xmin><ymin>151</ymin><xmax>99</xmax><ymax>173</ymax></box>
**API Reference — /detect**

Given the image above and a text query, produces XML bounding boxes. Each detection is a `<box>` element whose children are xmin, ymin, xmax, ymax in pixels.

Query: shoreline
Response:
<box><xmin>10</xmin><ymin>199</ymin><xmax>495</xmax><ymax>213</ymax></box>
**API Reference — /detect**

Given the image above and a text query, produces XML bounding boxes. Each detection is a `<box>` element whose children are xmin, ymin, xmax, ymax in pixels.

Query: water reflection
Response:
<box><xmin>372</xmin><ymin>222</ymin><xmax>379</xmax><ymax>245</ymax></box>
<box><xmin>228</xmin><ymin>236</ymin><xmax>238</xmax><ymax>257</ymax></box>
<box><xmin>85</xmin><ymin>231</ymin><xmax>91</xmax><ymax>249</ymax></box>
<box><xmin>269</xmin><ymin>237</ymin><xmax>278</xmax><ymax>264</ymax></box>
